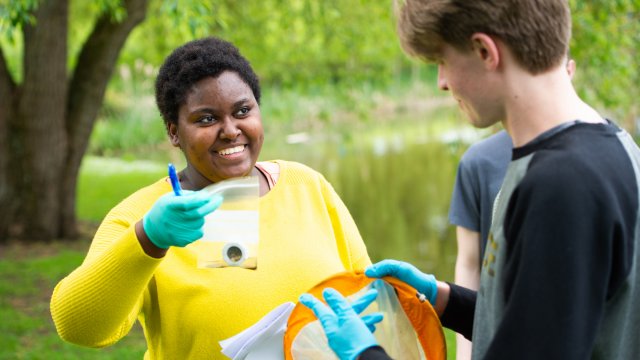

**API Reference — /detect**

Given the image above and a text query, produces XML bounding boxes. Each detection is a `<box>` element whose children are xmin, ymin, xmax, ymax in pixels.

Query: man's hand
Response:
<box><xmin>366</xmin><ymin>259</ymin><xmax>438</xmax><ymax>305</ymax></box>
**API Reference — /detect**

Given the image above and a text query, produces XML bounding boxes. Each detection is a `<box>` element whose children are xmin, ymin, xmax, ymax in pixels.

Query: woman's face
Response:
<box><xmin>169</xmin><ymin>71</ymin><xmax>264</xmax><ymax>187</ymax></box>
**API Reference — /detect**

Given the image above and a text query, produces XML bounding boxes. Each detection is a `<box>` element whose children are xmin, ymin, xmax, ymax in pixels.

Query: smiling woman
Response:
<box><xmin>169</xmin><ymin>73</ymin><xmax>264</xmax><ymax>186</ymax></box>
<box><xmin>50</xmin><ymin>37</ymin><xmax>372</xmax><ymax>359</ymax></box>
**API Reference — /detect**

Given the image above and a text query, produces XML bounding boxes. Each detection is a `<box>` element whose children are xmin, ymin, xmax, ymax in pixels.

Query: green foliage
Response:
<box><xmin>118</xmin><ymin>0</ymin><xmax>413</xmax><ymax>89</ymax></box>
<box><xmin>4</xmin><ymin>0</ymin><xmax>638</xmax><ymax>123</ymax></box>
<box><xmin>160</xmin><ymin>0</ymin><xmax>219</xmax><ymax>37</ymax></box>
<box><xmin>0</xmin><ymin>0</ymin><xmax>640</xmax><ymax>118</ymax></box>
<box><xmin>104</xmin><ymin>0</ymin><xmax>639</xmax><ymax>132</ymax></box>
<box><xmin>0</xmin><ymin>0</ymin><xmax>125</xmax><ymax>33</ymax></box>
<box><xmin>570</xmin><ymin>0</ymin><xmax>640</xmax><ymax>122</ymax></box>
<box><xmin>0</xmin><ymin>0</ymin><xmax>39</xmax><ymax>38</ymax></box>
<box><xmin>1</xmin><ymin>0</ymin><xmax>129</xmax><ymax>80</ymax></box>
<box><xmin>94</xmin><ymin>0</ymin><xmax>127</xmax><ymax>22</ymax></box>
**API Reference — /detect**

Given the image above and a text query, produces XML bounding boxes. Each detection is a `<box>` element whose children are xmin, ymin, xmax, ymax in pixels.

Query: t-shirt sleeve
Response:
<box><xmin>482</xmin><ymin>156</ymin><xmax>626</xmax><ymax>358</ymax></box>
<box><xmin>449</xmin><ymin>155</ymin><xmax>481</xmax><ymax>231</ymax></box>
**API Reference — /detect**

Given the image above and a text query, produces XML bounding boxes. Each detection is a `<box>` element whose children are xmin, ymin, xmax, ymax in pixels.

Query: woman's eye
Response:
<box><xmin>236</xmin><ymin>107</ymin><xmax>250</xmax><ymax>117</ymax></box>
<box><xmin>198</xmin><ymin>115</ymin><xmax>216</xmax><ymax>124</ymax></box>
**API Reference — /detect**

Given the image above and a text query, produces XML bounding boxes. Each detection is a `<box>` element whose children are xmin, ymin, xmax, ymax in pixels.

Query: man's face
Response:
<box><xmin>437</xmin><ymin>44</ymin><xmax>504</xmax><ymax>128</ymax></box>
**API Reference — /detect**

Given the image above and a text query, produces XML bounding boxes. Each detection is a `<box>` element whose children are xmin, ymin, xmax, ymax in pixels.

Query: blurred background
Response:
<box><xmin>1</xmin><ymin>0</ymin><xmax>638</xmax><ymax>358</ymax></box>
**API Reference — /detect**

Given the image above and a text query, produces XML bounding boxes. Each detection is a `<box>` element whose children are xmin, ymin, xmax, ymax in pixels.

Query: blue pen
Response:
<box><xmin>168</xmin><ymin>163</ymin><xmax>182</xmax><ymax>196</ymax></box>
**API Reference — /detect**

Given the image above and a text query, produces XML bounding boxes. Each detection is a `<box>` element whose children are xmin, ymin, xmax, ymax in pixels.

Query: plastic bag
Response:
<box><xmin>188</xmin><ymin>176</ymin><xmax>260</xmax><ymax>269</ymax></box>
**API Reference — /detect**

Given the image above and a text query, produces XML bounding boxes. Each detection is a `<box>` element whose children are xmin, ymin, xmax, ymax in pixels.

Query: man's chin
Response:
<box><xmin>467</xmin><ymin>115</ymin><xmax>500</xmax><ymax>129</ymax></box>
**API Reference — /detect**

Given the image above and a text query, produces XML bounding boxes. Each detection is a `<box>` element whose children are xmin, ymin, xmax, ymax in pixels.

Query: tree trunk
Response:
<box><xmin>14</xmin><ymin>0</ymin><xmax>70</xmax><ymax>241</ymax></box>
<box><xmin>0</xmin><ymin>0</ymin><xmax>149</xmax><ymax>243</ymax></box>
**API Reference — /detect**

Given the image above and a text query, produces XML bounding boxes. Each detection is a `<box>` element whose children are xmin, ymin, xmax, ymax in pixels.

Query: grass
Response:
<box><xmin>0</xmin><ymin>240</ymin><xmax>147</xmax><ymax>359</ymax></box>
<box><xmin>76</xmin><ymin>156</ymin><xmax>171</xmax><ymax>222</ymax></box>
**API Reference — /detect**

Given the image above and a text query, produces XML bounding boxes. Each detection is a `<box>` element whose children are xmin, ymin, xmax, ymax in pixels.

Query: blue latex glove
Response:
<box><xmin>365</xmin><ymin>259</ymin><xmax>438</xmax><ymax>305</ymax></box>
<box><xmin>142</xmin><ymin>190</ymin><xmax>223</xmax><ymax>249</ymax></box>
<box><xmin>299</xmin><ymin>288</ymin><xmax>381</xmax><ymax>360</ymax></box>
<box><xmin>350</xmin><ymin>289</ymin><xmax>384</xmax><ymax>333</ymax></box>
<box><xmin>361</xmin><ymin>313</ymin><xmax>384</xmax><ymax>333</ymax></box>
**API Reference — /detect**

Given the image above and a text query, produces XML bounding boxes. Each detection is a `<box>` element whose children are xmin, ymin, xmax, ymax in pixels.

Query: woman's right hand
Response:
<box><xmin>142</xmin><ymin>191</ymin><xmax>223</xmax><ymax>249</ymax></box>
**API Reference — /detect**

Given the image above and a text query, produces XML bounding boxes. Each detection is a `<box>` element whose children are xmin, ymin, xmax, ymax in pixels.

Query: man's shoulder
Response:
<box><xmin>461</xmin><ymin>130</ymin><xmax>512</xmax><ymax>166</ymax></box>
<box><xmin>469</xmin><ymin>130</ymin><xmax>512</xmax><ymax>152</ymax></box>
<box><xmin>520</xmin><ymin>124</ymin><xmax>637</xmax><ymax>200</ymax></box>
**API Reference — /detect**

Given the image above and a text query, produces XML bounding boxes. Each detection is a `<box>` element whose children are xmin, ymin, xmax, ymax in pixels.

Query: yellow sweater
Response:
<box><xmin>51</xmin><ymin>160</ymin><xmax>371</xmax><ymax>359</ymax></box>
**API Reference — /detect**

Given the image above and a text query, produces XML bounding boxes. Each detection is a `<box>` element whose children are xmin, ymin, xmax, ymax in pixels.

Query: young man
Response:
<box><xmin>300</xmin><ymin>1</ymin><xmax>640</xmax><ymax>359</ymax></box>
<box><xmin>450</xmin><ymin>58</ymin><xmax>576</xmax><ymax>360</ymax></box>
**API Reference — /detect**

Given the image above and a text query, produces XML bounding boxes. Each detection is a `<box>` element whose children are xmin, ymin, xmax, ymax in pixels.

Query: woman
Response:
<box><xmin>50</xmin><ymin>37</ymin><xmax>371</xmax><ymax>359</ymax></box>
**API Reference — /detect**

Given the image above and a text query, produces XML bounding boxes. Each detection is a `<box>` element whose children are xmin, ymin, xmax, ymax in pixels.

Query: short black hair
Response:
<box><xmin>155</xmin><ymin>37</ymin><xmax>261</xmax><ymax>126</ymax></box>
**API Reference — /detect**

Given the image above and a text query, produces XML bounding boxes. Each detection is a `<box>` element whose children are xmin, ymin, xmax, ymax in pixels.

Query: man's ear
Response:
<box><xmin>168</xmin><ymin>122</ymin><xmax>180</xmax><ymax>147</ymax></box>
<box><xmin>470</xmin><ymin>33</ymin><xmax>500</xmax><ymax>70</ymax></box>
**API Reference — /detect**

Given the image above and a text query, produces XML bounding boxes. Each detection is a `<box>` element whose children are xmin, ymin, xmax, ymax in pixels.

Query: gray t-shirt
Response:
<box><xmin>448</xmin><ymin>130</ymin><xmax>512</xmax><ymax>262</ymax></box>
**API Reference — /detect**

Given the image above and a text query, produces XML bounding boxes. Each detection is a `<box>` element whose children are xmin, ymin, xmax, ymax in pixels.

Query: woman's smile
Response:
<box><xmin>216</xmin><ymin>144</ymin><xmax>246</xmax><ymax>158</ymax></box>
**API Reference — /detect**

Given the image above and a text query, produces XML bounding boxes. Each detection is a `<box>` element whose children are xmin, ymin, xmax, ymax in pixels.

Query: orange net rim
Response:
<box><xmin>283</xmin><ymin>271</ymin><xmax>446</xmax><ymax>360</ymax></box>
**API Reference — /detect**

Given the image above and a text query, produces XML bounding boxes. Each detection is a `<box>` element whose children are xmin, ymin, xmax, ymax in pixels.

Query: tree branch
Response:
<box><xmin>66</xmin><ymin>0</ymin><xmax>149</xmax><ymax>159</ymax></box>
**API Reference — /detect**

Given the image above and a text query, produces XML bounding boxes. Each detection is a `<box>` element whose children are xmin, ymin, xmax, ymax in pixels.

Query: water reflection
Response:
<box><xmin>372</xmin><ymin>134</ymin><xmax>406</xmax><ymax>156</ymax></box>
<box><xmin>264</xmin><ymin>122</ymin><xmax>484</xmax><ymax>282</ymax></box>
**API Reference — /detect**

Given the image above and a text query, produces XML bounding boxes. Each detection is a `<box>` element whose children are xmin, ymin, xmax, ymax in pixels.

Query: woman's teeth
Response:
<box><xmin>218</xmin><ymin>145</ymin><xmax>245</xmax><ymax>156</ymax></box>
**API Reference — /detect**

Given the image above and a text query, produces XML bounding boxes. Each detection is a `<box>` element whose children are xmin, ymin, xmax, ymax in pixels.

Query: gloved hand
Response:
<box><xmin>365</xmin><ymin>259</ymin><xmax>438</xmax><ymax>305</ymax></box>
<box><xmin>142</xmin><ymin>190</ymin><xmax>223</xmax><ymax>249</ymax></box>
<box><xmin>350</xmin><ymin>288</ymin><xmax>384</xmax><ymax>333</ymax></box>
<box><xmin>299</xmin><ymin>288</ymin><xmax>382</xmax><ymax>360</ymax></box>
